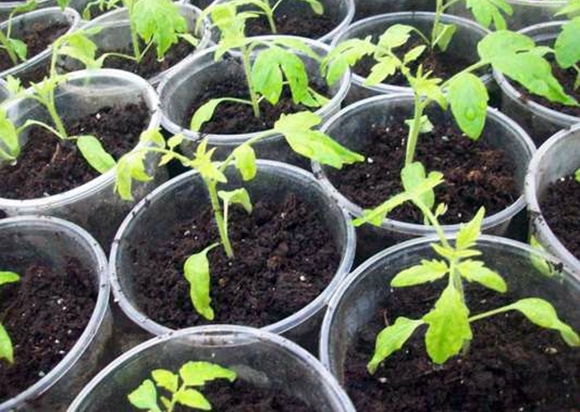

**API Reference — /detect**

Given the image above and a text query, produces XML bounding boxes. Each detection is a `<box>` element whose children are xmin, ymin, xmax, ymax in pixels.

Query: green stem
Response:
<box><xmin>442</xmin><ymin>60</ymin><xmax>489</xmax><ymax>88</ymax></box>
<box><xmin>469</xmin><ymin>304</ymin><xmax>514</xmax><ymax>322</ymax></box>
<box><xmin>126</xmin><ymin>3</ymin><xmax>142</xmax><ymax>61</ymax></box>
<box><xmin>416</xmin><ymin>202</ymin><xmax>451</xmax><ymax>250</ymax></box>
<box><xmin>208</xmin><ymin>180</ymin><xmax>234</xmax><ymax>258</ymax></box>
<box><xmin>441</xmin><ymin>0</ymin><xmax>462</xmax><ymax>12</ymax></box>
<box><xmin>46</xmin><ymin>96</ymin><xmax>68</xmax><ymax>139</ymax></box>
<box><xmin>0</xmin><ymin>30</ymin><xmax>18</xmax><ymax>65</ymax></box>
<box><xmin>405</xmin><ymin>91</ymin><xmax>425</xmax><ymax>166</ymax></box>
<box><xmin>431</xmin><ymin>0</ymin><xmax>444</xmax><ymax>47</ymax></box>
<box><xmin>242</xmin><ymin>46</ymin><xmax>261</xmax><ymax>118</ymax></box>
<box><xmin>266</xmin><ymin>0</ymin><xmax>278</xmax><ymax>33</ymax></box>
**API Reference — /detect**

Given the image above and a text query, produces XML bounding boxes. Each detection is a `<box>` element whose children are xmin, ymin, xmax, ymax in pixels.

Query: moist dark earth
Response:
<box><xmin>245</xmin><ymin>12</ymin><xmax>336</xmax><ymax>39</ymax></box>
<box><xmin>0</xmin><ymin>258</ymin><xmax>96</xmax><ymax>401</ymax></box>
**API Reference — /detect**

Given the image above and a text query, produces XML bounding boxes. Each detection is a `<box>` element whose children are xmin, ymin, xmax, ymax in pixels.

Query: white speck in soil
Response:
<box><xmin>441</xmin><ymin>135</ymin><xmax>449</xmax><ymax>141</ymax></box>
<box><xmin>299</xmin><ymin>275</ymin><xmax>306</xmax><ymax>282</ymax></box>
<box><xmin>378</xmin><ymin>377</ymin><xmax>387</xmax><ymax>383</ymax></box>
<box><xmin>367</xmin><ymin>157</ymin><xmax>374</xmax><ymax>164</ymax></box>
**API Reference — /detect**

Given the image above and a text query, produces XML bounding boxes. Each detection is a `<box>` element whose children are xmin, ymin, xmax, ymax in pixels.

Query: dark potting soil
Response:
<box><xmin>97</xmin><ymin>38</ymin><xmax>197</xmax><ymax>80</ymax></box>
<box><xmin>0</xmin><ymin>258</ymin><xmax>97</xmax><ymax>401</ymax></box>
<box><xmin>245</xmin><ymin>12</ymin><xmax>336</xmax><ymax>39</ymax></box>
<box><xmin>131</xmin><ymin>194</ymin><xmax>339</xmax><ymax>329</ymax></box>
<box><xmin>354</xmin><ymin>38</ymin><xmax>477</xmax><ymax>87</ymax></box>
<box><xmin>14</xmin><ymin>61</ymin><xmax>51</xmax><ymax>88</ymax></box>
<box><xmin>344</xmin><ymin>273</ymin><xmax>580</xmax><ymax>411</ymax></box>
<box><xmin>540</xmin><ymin>174</ymin><xmax>580</xmax><ymax>260</ymax></box>
<box><xmin>326</xmin><ymin>118</ymin><xmax>518</xmax><ymax>225</ymax></box>
<box><xmin>516</xmin><ymin>61</ymin><xmax>580</xmax><ymax>118</ymax></box>
<box><xmin>172</xmin><ymin>379</ymin><xmax>312</xmax><ymax>411</ymax></box>
<box><xmin>186</xmin><ymin>67</ymin><xmax>329</xmax><ymax>135</ymax></box>
<box><xmin>0</xmin><ymin>101</ymin><xmax>150</xmax><ymax>199</ymax></box>
<box><xmin>0</xmin><ymin>22</ymin><xmax>69</xmax><ymax>73</ymax></box>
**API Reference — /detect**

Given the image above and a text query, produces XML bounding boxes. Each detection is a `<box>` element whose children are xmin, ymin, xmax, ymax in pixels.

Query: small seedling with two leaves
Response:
<box><xmin>203</xmin><ymin>0</ymin><xmax>323</xmax><ymax>35</ymax></box>
<box><xmin>352</xmin><ymin>162</ymin><xmax>580</xmax><ymax>372</ymax></box>
<box><xmin>190</xmin><ymin>2</ymin><xmax>329</xmax><ymax>129</ymax></box>
<box><xmin>128</xmin><ymin>361</ymin><xmax>236</xmax><ymax>411</ymax></box>
<box><xmin>0</xmin><ymin>0</ymin><xmax>41</xmax><ymax>66</ymax></box>
<box><xmin>323</xmin><ymin>29</ymin><xmax>578</xmax><ymax>167</ymax></box>
<box><xmin>79</xmin><ymin>0</ymin><xmax>199</xmax><ymax>64</ymax></box>
<box><xmin>115</xmin><ymin>112</ymin><xmax>363</xmax><ymax>320</ymax></box>
<box><xmin>0</xmin><ymin>270</ymin><xmax>20</xmax><ymax>364</ymax></box>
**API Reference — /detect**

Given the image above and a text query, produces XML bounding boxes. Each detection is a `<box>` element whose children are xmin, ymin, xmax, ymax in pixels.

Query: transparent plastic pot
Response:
<box><xmin>320</xmin><ymin>235</ymin><xmax>580</xmax><ymax>402</ymax></box>
<box><xmin>353</xmin><ymin>0</ymin><xmax>435</xmax><ymax>20</ymax></box>
<box><xmin>68</xmin><ymin>325</ymin><xmax>355</xmax><ymax>412</ymax></box>
<box><xmin>0</xmin><ymin>0</ymin><xmax>92</xmax><ymax>21</ymax></box>
<box><xmin>109</xmin><ymin>160</ymin><xmax>356</xmax><ymax>353</ymax></box>
<box><xmin>312</xmin><ymin>94</ymin><xmax>536</xmax><ymax>262</ymax></box>
<box><xmin>179</xmin><ymin>0</ymin><xmax>216</xmax><ymax>10</ymax></box>
<box><xmin>63</xmin><ymin>4</ymin><xmax>211</xmax><ymax>86</ymax></box>
<box><xmin>157</xmin><ymin>36</ymin><xmax>351</xmax><ymax>168</ymax></box>
<box><xmin>525</xmin><ymin>123</ymin><xmax>580</xmax><ymax>276</ymax></box>
<box><xmin>0</xmin><ymin>78</ymin><xmax>9</xmax><ymax>103</ymax></box>
<box><xmin>211</xmin><ymin>0</ymin><xmax>355</xmax><ymax>44</ymax></box>
<box><xmin>332</xmin><ymin>12</ymin><xmax>491</xmax><ymax>104</ymax></box>
<box><xmin>0</xmin><ymin>215</ymin><xmax>112</xmax><ymax>412</ymax></box>
<box><xmin>0</xmin><ymin>8</ymin><xmax>80</xmax><ymax>81</ymax></box>
<box><xmin>448</xmin><ymin>0</ymin><xmax>571</xmax><ymax>31</ymax></box>
<box><xmin>494</xmin><ymin>21</ymin><xmax>580</xmax><ymax>147</ymax></box>
<box><xmin>0</xmin><ymin>69</ymin><xmax>164</xmax><ymax>252</ymax></box>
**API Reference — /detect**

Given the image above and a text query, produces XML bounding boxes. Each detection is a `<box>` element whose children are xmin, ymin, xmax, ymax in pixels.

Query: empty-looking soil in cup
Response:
<box><xmin>131</xmin><ymin>193</ymin><xmax>339</xmax><ymax>328</ymax></box>
<box><xmin>326</xmin><ymin>116</ymin><xmax>518</xmax><ymax>224</ymax></box>
<box><xmin>540</xmin><ymin>174</ymin><xmax>580</xmax><ymax>259</ymax></box>
<box><xmin>344</xmin><ymin>273</ymin><xmax>580</xmax><ymax>410</ymax></box>
<box><xmin>0</xmin><ymin>22</ymin><xmax>69</xmax><ymax>73</ymax></box>
<box><xmin>0</xmin><ymin>258</ymin><xmax>97</xmax><ymax>401</ymax></box>
<box><xmin>245</xmin><ymin>11</ymin><xmax>336</xmax><ymax>39</ymax></box>
<box><xmin>186</xmin><ymin>66</ymin><xmax>329</xmax><ymax>135</ymax></box>
<box><xmin>516</xmin><ymin>62</ymin><xmax>580</xmax><ymax>118</ymax></box>
<box><xmin>0</xmin><ymin>101</ymin><xmax>150</xmax><ymax>199</ymax></box>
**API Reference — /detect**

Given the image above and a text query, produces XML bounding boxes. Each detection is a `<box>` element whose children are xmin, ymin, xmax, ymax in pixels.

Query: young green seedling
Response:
<box><xmin>128</xmin><ymin>361</ymin><xmax>236</xmax><ymax>412</ymax></box>
<box><xmin>115</xmin><ymin>111</ymin><xmax>363</xmax><ymax>319</ymax></box>
<box><xmin>191</xmin><ymin>2</ymin><xmax>328</xmax><ymax>126</ymax></box>
<box><xmin>353</xmin><ymin>162</ymin><xmax>580</xmax><ymax>371</ymax></box>
<box><xmin>323</xmin><ymin>29</ymin><xmax>577</xmax><ymax>166</ymax></box>
<box><xmin>81</xmin><ymin>0</ymin><xmax>198</xmax><ymax>63</ymax></box>
<box><xmin>553</xmin><ymin>6</ymin><xmax>580</xmax><ymax>91</ymax></box>
<box><xmin>0</xmin><ymin>0</ymin><xmax>40</xmax><ymax>66</ymax></box>
<box><xmin>204</xmin><ymin>0</ymin><xmax>323</xmax><ymax>35</ymax></box>
<box><xmin>0</xmin><ymin>270</ymin><xmax>20</xmax><ymax>364</ymax></box>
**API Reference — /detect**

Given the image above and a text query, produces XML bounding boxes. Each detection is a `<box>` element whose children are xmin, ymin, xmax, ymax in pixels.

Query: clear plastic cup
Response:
<box><xmin>312</xmin><ymin>93</ymin><xmax>536</xmax><ymax>262</ymax></box>
<box><xmin>109</xmin><ymin>160</ymin><xmax>356</xmax><ymax>352</ymax></box>
<box><xmin>353</xmin><ymin>0</ymin><xmax>435</xmax><ymax>20</ymax></box>
<box><xmin>0</xmin><ymin>78</ymin><xmax>9</xmax><ymax>103</ymax></box>
<box><xmin>157</xmin><ymin>35</ymin><xmax>351</xmax><ymax>168</ymax></box>
<box><xmin>0</xmin><ymin>8</ymin><xmax>80</xmax><ymax>81</ymax></box>
<box><xmin>68</xmin><ymin>325</ymin><xmax>355</xmax><ymax>412</ymax></box>
<box><xmin>320</xmin><ymin>235</ymin><xmax>580</xmax><ymax>398</ymax></box>
<box><xmin>0</xmin><ymin>215</ymin><xmax>112</xmax><ymax>411</ymax></box>
<box><xmin>0</xmin><ymin>69</ymin><xmax>164</xmax><ymax>251</ymax></box>
<box><xmin>525</xmin><ymin>123</ymin><xmax>580</xmax><ymax>276</ymax></box>
<box><xmin>66</xmin><ymin>4</ymin><xmax>211</xmax><ymax>85</ymax></box>
<box><xmin>494</xmin><ymin>21</ymin><xmax>580</xmax><ymax>147</ymax></box>
<box><xmin>210</xmin><ymin>0</ymin><xmax>355</xmax><ymax>44</ymax></box>
<box><xmin>332</xmin><ymin>12</ymin><xmax>492</xmax><ymax>104</ymax></box>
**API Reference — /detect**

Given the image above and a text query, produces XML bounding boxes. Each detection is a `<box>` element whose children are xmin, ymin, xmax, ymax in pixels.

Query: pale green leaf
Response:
<box><xmin>554</xmin><ymin>18</ymin><xmax>580</xmax><ymax>69</ymax></box>
<box><xmin>232</xmin><ymin>144</ymin><xmax>256</xmax><ymax>181</ymax></box>
<box><xmin>455</xmin><ymin>207</ymin><xmax>485</xmax><ymax>250</ymax></box>
<box><xmin>432</xmin><ymin>23</ymin><xmax>456</xmax><ymax>51</ymax></box>
<box><xmin>151</xmin><ymin>369</ymin><xmax>178</xmax><ymax>393</ymax></box>
<box><xmin>299</xmin><ymin>0</ymin><xmax>323</xmax><ymax>14</ymax></box>
<box><xmin>8</xmin><ymin>38</ymin><xmax>27</xmax><ymax>62</ymax></box>
<box><xmin>183</xmin><ymin>244</ymin><xmax>219</xmax><ymax>320</ymax></box>
<box><xmin>0</xmin><ymin>324</ymin><xmax>14</xmax><ymax>364</ymax></box>
<box><xmin>401</xmin><ymin>162</ymin><xmax>436</xmax><ymax>210</ymax></box>
<box><xmin>391</xmin><ymin>260</ymin><xmax>449</xmax><ymax>287</ymax></box>
<box><xmin>466</xmin><ymin>0</ymin><xmax>513</xmax><ymax>30</ymax></box>
<box><xmin>0</xmin><ymin>271</ymin><xmax>19</xmax><ymax>286</ymax></box>
<box><xmin>127</xmin><ymin>380</ymin><xmax>161</xmax><ymax>412</ymax></box>
<box><xmin>456</xmin><ymin>260</ymin><xmax>507</xmax><ymax>292</ymax></box>
<box><xmin>377</xmin><ymin>24</ymin><xmax>414</xmax><ymax>50</ymax></box>
<box><xmin>167</xmin><ymin>134</ymin><xmax>184</xmax><ymax>150</ymax></box>
<box><xmin>364</xmin><ymin>56</ymin><xmax>399</xmax><ymax>86</ymax></box>
<box><xmin>321</xmin><ymin>37</ymin><xmax>375</xmax><ymax>85</ymax></box>
<box><xmin>218</xmin><ymin>188</ymin><xmax>253</xmax><ymax>214</ymax></box>
<box><xmin>179</xmin><ymin>361</ymin><xmax>237</xmax><ymax>386</ymax></box>
<box><xmin>190</xmin><ymin>98</ymin><xmax>230</xmax><ymax>132</ymax></box>
<box><xmin>174</xmin><ymin>389</ymin><xmax>211</xmax><ymax>410</ymax></box>
<box><xmin>447</xmin><ymin>73</ymin><xmax>489</xmax><ymax>140</ymax></box>
<box><xmin>76</xmin><ymin>135</ymin><xmax>116</xmax><ymax>174</ymax></box>
<box><xmin>0</xmin><ymin>109</ymin><xmax>20</xmax><ymax>160</ymax></box>
<box><xmin>403</xmin><ymin>45</ymin><xmax>426</xmax><ymax>64</ymax></box>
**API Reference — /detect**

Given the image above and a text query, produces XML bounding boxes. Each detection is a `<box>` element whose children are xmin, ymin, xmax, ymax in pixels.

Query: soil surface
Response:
<box><xmin>516</xmin><ymin>61</ymin><xmax>580</xmax><ymax>118</ymax></box>
<box><xmin>540</xmin><ymin>174</ymin><xmax>580</xmax><ymax>259</ymax></box>
<box><xmin>186</xmin><ymin>65</ymin><xmax>328</xmax><ymax>134</ymax></box>
<box><xmin>0</xmin><ymin>101</ymin><xmax>150</xmax><ymax>199</ymax></box>
<box><xmin>172</xmin><ymin>379</ymin><xmax>312</xmax><ymax>411</ymax></box>
<box><xmin>245</xmin><ymin>11</ymin><xmax>336</xmax><ymax>39</ymax></box>
<box><xmin>131</xmin><ymin>193</ymin><xmax>339</xmax><ymax>329</ymax></box>
<box><xmin>0</xmin><ymin>22</ymin><xmax>69</xmax><ymax>73</ymax></box>
<box><xmin>354</xmin><ymin>38</ymin><xmax>477</xmax><ymax>87</ymax></box>
<box><xmin>0</xmin><ymin>258</ymin><xmax>97</xmax><ymax>401</ymax></box>
<box><xmin>15</xmin><ymin>61</ymin><xmax>51</xmax><ymax>88</ymax></box>
<box><xmin>344</xmin><ymin>271</ymin><xmax>580</xmax><ymax>411</ymax></box>
<box><xmin>326</xmin><ymin>117</ymin><xmax>518</xmax><ymax>225</ymax></box>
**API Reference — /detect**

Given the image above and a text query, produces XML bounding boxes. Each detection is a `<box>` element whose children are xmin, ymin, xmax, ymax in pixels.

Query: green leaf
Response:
<box><xmin>191</xmin><ymin>140</ymin><xmax>227</xmax><ymax>184</ymax></box>
<box><xmin>218</xmin><ymin>188</ymin><xmax>253</xmax><ymax>214</ymax></box>
<box><xmin>466</xmin><ymin>0</ymin><xmax>513</xmax><ymax>30</ymax></box>
<box><xmin>456</xmin><ymin>260</ymin><xmax>507</xmax><ymax>293</ymax></box>
<box><xmin>174</xmin><ymin>389</ymin><xmax>211</xmax><ymax>410</ymax></box>
<box><xmin>6</xmin><ymin>76</ymin><xmax>23</xmax><ymax>95</ymax></box>
<box><xmin>299</xmin><ymin>0</ymin><xmax>323</xmax><ymax>14</ymax></box>
<box><xmin>455</xmin><ymin>207</ymin><xmax>485</xmax><ymax>250</ymax></box>
<box><xmin>403</xmin><ymin>45</ymin><xmax>426</xmax><ymax>64</ymax></box>
<box><xmin>401</xmin><ymin>162</ymin><xmax>436</xmax><ymax>210</ymax></box>
<box><xmin>410</xmin><ymin>74</ymin><xmax>446</xmax><ymax>109</ymax></box>
<box><xmin>57</xmin><ymin>0</ymin><xmax>70</xmax><ymax>9</ymax></box>
<box><xmin>56</xmin><ymin>30</ymin><xmax>102</xmax><ymax>70</ymax></box>
<box><xmin>554</xmin><ymin>18</ymin><xmax>580</xmax><ymax>69</ymax></box>
<box><xmin>76</xmin><ymin>135</ymin><xmax>116</xmax><ymax>174</ymax></box>
<box><xmin>447</xmin><ymin>73</ymin><xmax>489</xmax><ymax>140</ymax></box>
<box><xmin>576</xmin><ymin>168</ymin><xmax>580</xmax><ymax>183</ymax></box>
<box><xmin>132</xmin><ymin>0</ymin><xmax>188</xmax><ymax>59</ymax></box>
<box><xmin>0</xmin><ymin>271</ymin><xmax>19</xmax><ymax>286</ymax></box>
<box><xmin>274</xmin><ymin>112</ymin><xmax>364</xmax><ymax>169</ymax></box>
<box><xmin>529</xmin><ymin>235</ymin><xmax>556</xmax><ymax>277</ymax></box>
<box><xmin>232</xmin><ymin>144</ymin><xmax>256</xmax><ymax>181</ymax></box>
<box><xmin>432</xmin><ymin>23</ymin><xmax>456</xmax><ymax>51</ymax></box>
<box><xmin>151</xmin><ymin>369</ymin><xmax>179</xmax><ymax>393</ymax></box>
<box><xmin>391</xmin><ymin>259</ymin><xmax>449</xmax><ymax>288</ymax></box>
<box><xmin>478</xmin><ymin>30</ymin><xmax>534</xmax><ymax>63</ymax></box>
<box><xmin>423</xmin><ymin>285</ymin><xmax>472</xmax><ymax>364</ymax></box>
<box><xmin>179</xmin><ymin>361</ymin><xmax>237</xmax><ymax>386</ymax></box>
<box><xmin>367</xmin><ymin>317</ymin><xmax>424</xmax><ymax>374</ymax></box>
<box><xmin>167</xmin><ymin>134</ymin><xmax>184</xmax><ymax>150</ymax></box>
<box><xmin>404</xmin><ymin>115</ymin><xmax>434</xmax><ymax>134</ymax></box>
<box><xmin>321</xmin><ymin>37</ymin><xmax>375</xmax><ymax>85</ymax></box>
<box><xmin>8</xmin><ymin>38</ymin><xmax>27</xmax><ymax>62</ymax></box>
<box><xmin>0</xmin><ymin>109</ymin><xmax>20</xmax><ymax>161</ymax></box>
<box><xmin>556</xmin><ymin>0</ymin><xmax>580</xmax><ymax>16</ymax></box>
<box><xmin>127</xmin><ymin>380</ymin><xmax>161</xmax><ymax>412</ymax></box>
<box><xmin>115</xmin><ymin>151</ymin><xmax>153</xmax><ymax>200</ymax></box>
<box><xmin>0</xmin><ymin>324</ymin><xmax>14</xmax><ymax>364</ymax></box>
<box><xmin>183</xmin><ymin>244</ymin><xmax>219</xmax><ymax>320</ymax></box>
<box><xmin>364</xmin><ymin>56</ymin><xmax>399</xmax><ymax>86</ymax></box>
<box><xmin>12</xmin><ymin>0</ymin><xmax>37</xmax><ymax>14</ymax></box>
<box><xmin>190</xmin><ymin>98</ymin><xmax>230</xmax><ymax>132</ymax></box>
<box><xmin>507</xmin><ymin>298</ymin><xmax>580</xmax><ymax>346</ymax></box>
<box><xmin>377</xmin><ymin>24</ymin><xmax>414</xmax><ymax>50</ymax></box>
